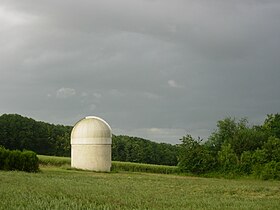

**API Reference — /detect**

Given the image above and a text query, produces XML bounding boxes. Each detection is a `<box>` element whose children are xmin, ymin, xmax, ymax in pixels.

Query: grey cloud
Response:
<box><xmin>56</xmin><ymin>88</ymin><xmax>76</xmax><ymax>98</ymax></box>
<box><xmin>0</xmin><ymin>0</ymin><xmax>280</xmax><ymax>143</ymax></box>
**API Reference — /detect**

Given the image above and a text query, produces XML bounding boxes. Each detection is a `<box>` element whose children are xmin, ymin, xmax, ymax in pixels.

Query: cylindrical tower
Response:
<box><xmin>71</xmin><ymin>116</ymin><xmax>112</xmax><ymax>172</ymax></box>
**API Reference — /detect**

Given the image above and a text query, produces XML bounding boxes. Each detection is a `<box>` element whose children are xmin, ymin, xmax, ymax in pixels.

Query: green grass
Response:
<box><xmin>38</xmin><ymin>155</ymin><xmax>180</xmax><ymax>174</ymax></box>
<box><xmin>38</xmin><ymin>155</ymin><xmax>71</xmax><ymax>167</ymax></box>
<box><xmin>112</xmin><ymin>161</ymin><xmax>180</xmax><ymax>174</ymax></box>
<box><xmin>0</xmin><ymin>166</ymin><xmax>280</xmax><ymax>209</ymax></box>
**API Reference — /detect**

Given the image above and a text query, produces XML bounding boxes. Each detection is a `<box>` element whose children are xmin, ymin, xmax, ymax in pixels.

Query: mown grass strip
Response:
<box><xmin>38</xmin><ymin>155</ymin><xmax>180</xmax><ymax>174</ymax></box>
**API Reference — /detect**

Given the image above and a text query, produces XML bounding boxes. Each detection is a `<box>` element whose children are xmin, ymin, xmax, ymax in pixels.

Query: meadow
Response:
<box><xmin>0</xmin><ymin>156</ymin><xmax>280</xmax><ymax>209</ymax></box>
<box><xmin>38</xmin><ymin>155</ymin><xmax>180</xmax><ymax>174</ymax></box>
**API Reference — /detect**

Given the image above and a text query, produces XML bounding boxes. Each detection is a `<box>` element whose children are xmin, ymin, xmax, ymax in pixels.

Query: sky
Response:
<box><xmin>1</xmin><ymin>0</ymin><xmax>280</xmax><ymax>144</ymax></box>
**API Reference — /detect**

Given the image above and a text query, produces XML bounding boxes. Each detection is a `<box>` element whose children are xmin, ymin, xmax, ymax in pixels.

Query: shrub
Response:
<box><xmin>0</xmin><ymin>146</ymin><xmax>9</xmax><ymax>170</ymax></box>
<box><xmin>178</xmin><ymin>135</ymin><xmax>217</xmax><ymax>174</ymax></box>
<box><xmin>0</xmin><ymin>148</ymin><xmax>39</xmax><ymax>172</ymax></box>
<box><xmin>251</xmin><ymin>149</ymin><xmax>268</xmax><ymax>164</ymax></box>
<box><xmin>239</xmin><ymin>151</ymin><xmax>253</xmax><ymax>175</ymax></box>
<box><xmin>4</xmin><ymin>150</ymin><xmax>22</xmax><ymax>171</ymax></box>
<box><xmin>22</xmin><ymin>151</ymin><xmax>39</xmax><ymax>172</ymax></box>
<box><xmin>260</xmin><ymin>161</ymin><xmax>280</xmax><ymax>180</ymax></box>
<box><xmin>262</xmin><ymin>137</ymin><xmax>280</xmax><ymax>162</ymax></box>
<box><xmin>218</xmin><ymin>143</ymin><xmax>238</xmax><ymax>173</ymax></box>
<box><xmin>251</xmin><ymin>149</ymin><xmax>268</xmax><ymax>177</ymax></box>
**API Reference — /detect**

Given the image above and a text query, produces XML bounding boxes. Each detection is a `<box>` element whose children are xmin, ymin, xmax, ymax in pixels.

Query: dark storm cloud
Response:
<box><xmin>0</xmin><ymin>0</ymin><xmax>280</xmax><ymax>143</ymax></box>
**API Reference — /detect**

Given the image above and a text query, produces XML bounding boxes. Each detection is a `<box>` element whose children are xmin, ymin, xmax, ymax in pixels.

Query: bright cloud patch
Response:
<box><xmin>168</xmin><ymin>80</ymin><xmax>183</xmax><ymax>88</ymax></box>
<box><xmin>56</xmin><ymin>88</ymin><xmax>76</xmax><ymax>98</ymax></box>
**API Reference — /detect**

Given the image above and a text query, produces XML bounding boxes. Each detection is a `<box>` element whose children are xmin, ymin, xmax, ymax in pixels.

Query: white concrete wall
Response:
<box><xmin>71</xmin><ymin>144</ymin><xmax>111</xmax><ymax>172</ymax></box>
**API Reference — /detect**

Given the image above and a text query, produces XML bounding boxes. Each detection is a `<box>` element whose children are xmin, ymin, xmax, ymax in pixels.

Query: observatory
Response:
<box><xmin>71</xmin><ymin>116</ymin><xmax>112</xmax><ymax>172</ymax></box>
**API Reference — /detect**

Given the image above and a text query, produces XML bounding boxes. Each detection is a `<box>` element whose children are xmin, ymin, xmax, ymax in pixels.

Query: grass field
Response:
<box><xmin>0</xmin><ymin>165</ymin><xmax>280</xmax><ymax>209</ymax></box>
<box><xmin>38</xmin><ymin>155</ymin><xmax>180</xmax><ymax>174</ymax></box>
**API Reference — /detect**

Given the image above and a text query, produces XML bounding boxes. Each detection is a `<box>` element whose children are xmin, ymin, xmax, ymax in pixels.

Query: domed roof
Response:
<box><xmin>71</xmin><ymin>116</ymin><xmax>112</xmax><ymax>145</ymax></box>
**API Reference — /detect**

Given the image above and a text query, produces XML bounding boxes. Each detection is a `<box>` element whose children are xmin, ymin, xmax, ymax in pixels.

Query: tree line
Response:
<box><xmin>112</xmin><ymin>135</ymin><xmax>178</xmax><ymax>165</ymax></box>
<box><xmin>1</xmin><ymin>113</ymin><xmax>280</xmax><ymax>178</ymax></box>
<box><xmin>178</xmin><ymin>114</ymin><xmax>280</xmax><ymax>179</ymax></box>
<box><xmin>0</xmin><ymin>114</ymin><xmax>178</xmax><ymax>166</ymax></box>
<box><xmin>0</xmin><ymin>114</ymin><xmax>72</xmax><ymax>156</ymax></box>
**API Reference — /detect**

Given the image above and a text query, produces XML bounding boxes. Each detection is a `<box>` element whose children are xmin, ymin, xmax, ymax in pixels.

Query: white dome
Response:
<box><xmin>71</xmin><ymin>116</ymin><xmax>112</xmax><ymax>145</ymax></box>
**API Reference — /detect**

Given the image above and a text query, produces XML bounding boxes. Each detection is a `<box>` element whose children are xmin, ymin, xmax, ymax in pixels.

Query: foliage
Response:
<box><xmin>239</xmin><ymin>151</ymin><xmax>253</xmax><ymax>175</ymax></box>
<box><xmin>205</xmin><ymin>117</ymin><xmax>240</xmax><ymax>153</ymax></box>
<box><xmin>0</xmin><ymin>114</ymin><xmax>179</xmax><ymax>166</ymax></box>
<box><xmin>0</xmin><ymin>146</ymin><xmax>9</xmax><ymax>169</ymax></box>
<box><xmin>112</xmin><ymin>135</ymin><xmax>178</xmax><ymax>166</ymax></box>
<box><xmin>178</xmin><ymin>114</ymin><xmax>280</xmax><ymax>179</ymax></box>
<box><xmin>263</xmin><ymin>113</ymin><xmax>280</xmax><ymax>138</ymax></box>
<box><xmin>2</xmin><ymin>113</ymin><xmax>280</xmax><ymax>179</ymax></box>
<box><xmin>262</xmin><ymin>136</ymin><xmax>280</xmax><ymax>162</ymax></box>
<box><xmin>229</xmin><ymin>127</ymin><xmax>267</xmax><ymax>157</ymax></box>
<box><xmin>0</xmin><ymin>147</ymin><xmax>39</xmax><ymax>172</ymax></box>
<box><xmin>260</xmin><ymin>161</ymin><xmax>280</xmax><ymax>180</ymax></box>
<box><xmin>0</xmin><ymin>114</ymin><xmax>71</xmax><ymax>156</ymax></box>
<box><xmin>206</xmin><ymin>117</ymin><xmax>267</xmax><ymax>157</ymax></box>
<box><xmin>218</xmin><ymin>143</ymin><xmax>238</xmax><ymax>173</ymax></box>
<box><xmin>178</xmin><ymin>135</ymin><xmax>216</xmax><ymax>174</ymax></box>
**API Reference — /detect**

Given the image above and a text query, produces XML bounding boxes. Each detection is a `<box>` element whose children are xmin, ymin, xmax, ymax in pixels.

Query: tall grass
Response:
<box><xmin>112</xmin><ymin>161</ymin><xmax>179</xmax><ymax>174</ymax></box>
<box><xmin>38</xmin><ymin>155</ymin><xmax>70</xmax><ymax>167</ymax></box>
<box><xmin>0</xmin><ymin>167</ymin><xmax>280</xmax><ymax>209</ymax></box>
<box><xmin>38</xmin><ymin>155</ymin><xmax>180</xmax><ymax>174</ymax></box>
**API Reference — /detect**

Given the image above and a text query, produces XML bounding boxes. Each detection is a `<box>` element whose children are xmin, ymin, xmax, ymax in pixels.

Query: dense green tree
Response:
<box><xmin>229</xmin><ymin>127</ymin><xmax>267</xmax><ymax>157</ymax></box>
<box><xmin>0</xmin><ymin>114</ymin><xmax>71</xmax><ymax>156</ymax></box>
<box><xmin>262</xmin><ymin>136</ymin><xmax>280</xmax><ymax>162</ymax></box>
<box><xmin>205</xmin><ymin>117</ymin><xmax>240</xmax><ymax>153</ymax></box>
<box><xmin>0</xmin><ymin>114</ymin><xmax>179</xmax><ymax>165</ymax></box>
<box><xmin>263</xmin><ymin>114</ymin><xmax>280</xmax><ymax>138</ymax></box>
<box><xmin>176</xmin><ymin>115</ymin><xmax>280</xmax><ymax>179</ymax></box>
<box><xmin>206</xmin><ymin>117</ymin><xmax>267</xmax><ymax>157</ymax></box>
<box><xmin>112</xmin><ymin>135</ymin><xmax>178</xmax><ymax>165</ymax></box>
<box><xmin>111</xmin><ymin>135</ymin><xmax>126</xmax><ymax>161</ymax></box>
<box><xmin>3</xmin><ymin>112</ymin><xmax>280</xmax><ymax>179</ymax></box>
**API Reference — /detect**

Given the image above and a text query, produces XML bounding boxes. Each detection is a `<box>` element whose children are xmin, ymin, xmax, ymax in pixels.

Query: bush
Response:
<box><xmin>178</xmin><ymin>135</ymin><xmax>217</xmax><ymax>174</ymax></box>
<box><xmin>0</xmin><ymin>147</ymin><xmax>39</xmax><ymax>172</ymax></box>
<box><xmin>22</xmin><ymin>151</ymin><xmax>39</xmax><ymax>172</ymax></box>
<box><xmin>0</xmin><ymin>146</ymin><xmax>9</xmax><ymax>170</ymax></box>
<box><xmin>4</xmin><ymin>150</ymin><xmax>22</xmax><ymax>171</ymax></box>
<box><xmin>218</xmin><ymin>143</ymin><xmax>238</xmax><ymax>173</ymax></box>
<box><xmin>239</xmin><ymin>151</ymin><xmax>253</xmax><ymax>175</ymax></box>
<box><xmin>260</xmin><ymin>161</ymin><xmax>280</xmax><ymax>180</ymax></box>
<box><xmin>263</xmin><ymin>137</ymin><xmax>280</xmax><ymax>162</ymax></box>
